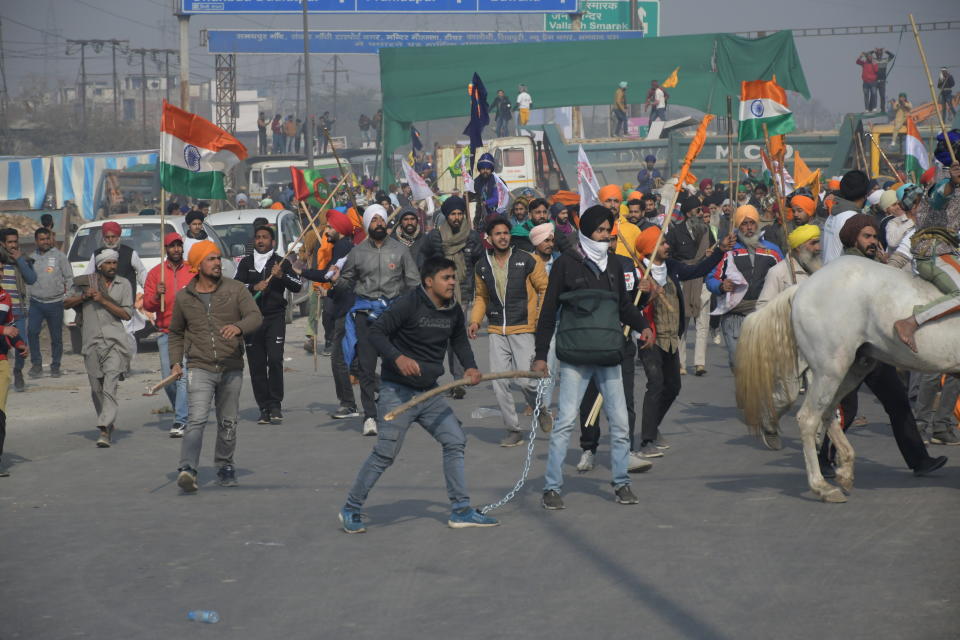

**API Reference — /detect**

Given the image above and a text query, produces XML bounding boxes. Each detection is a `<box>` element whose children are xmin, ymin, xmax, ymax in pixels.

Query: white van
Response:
<box><xmin>65</xmin><ymin>215</ymin><xmax>235</xmax><ymax>353</ymax></box>
<box><xmin>247</xmin><ymin>157</ymin><xmax>342</xmax><ymax>202</ymax></box>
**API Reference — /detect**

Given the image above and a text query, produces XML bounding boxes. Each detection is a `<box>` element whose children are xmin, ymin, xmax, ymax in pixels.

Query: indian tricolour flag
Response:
<box><xmin>738</xmin><ymin>79</ymin><xmax>796</xmax><ymax>142</ymax></box>
<box><xmin>904</xmin><ymin>117</ymin><xmax>930</xmax><ymax>182</ymax></box>
<box><xmin>160</xmin><ymin>101</ymin><xmax>247</xmax><ymax>198</ymax></box>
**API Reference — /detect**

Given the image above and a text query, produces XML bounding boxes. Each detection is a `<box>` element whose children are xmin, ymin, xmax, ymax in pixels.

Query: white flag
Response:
<box><xmin>577</xmin><ymin>145</ymin><xmax>600</xmax><ymax>215</ymax></box>
<box><xmin>460</xmin><ymin>152</ymin><xmax>474</xmax><ymax>193</ymax></box>
<box><xmin>495</xmin><ymin>173</ymin><xmax>511</xmax><ymax>214</ymax></box>
<box><xmin>401</xmin><ymin>160</ymin><xmax>434</xmax><ymax>202</ymax></box>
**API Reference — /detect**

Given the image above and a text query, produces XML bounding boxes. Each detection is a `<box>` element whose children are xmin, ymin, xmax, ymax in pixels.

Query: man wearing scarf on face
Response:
<box><xmin>421</xmin><ymin>196</ymin><xmax>482</xmax><ymax>397</ymax></box>
<box><xmin>532</xmin><ymin>206</ymin><xmax>655</xmax><ymax>510</ymax></box>
<box><xmin>334</xmin><ymin>204</ymin><xmax>420</xmax><ymax>435</ymax></box>
<box><xmin>64</xmin><ymin>249</ymin><xmax>133</xmax><ymax>448</ymax></box>
<box><xmin>392</xmin><ymin>208</ymin><xmax>427</xmax><ymax>267</ymax></box>
<box><xmin>706</xmin><ymin>205</ymin><xmax>783</xmax><ymax>369</ymax></box>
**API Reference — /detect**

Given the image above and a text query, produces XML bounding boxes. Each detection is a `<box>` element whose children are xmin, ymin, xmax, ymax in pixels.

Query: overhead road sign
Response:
<box><xmin>545</xmin><ymin>0</ymin><xmax>659</xmax><ymax>36</ymax></box>
<box><xmin>182</xmin><ymin>0</ymin><xmax>579</xmax><ymax>14</ymax></box>
<box><xmin>205</xmin><ymin>29</ymin><xmax>642</xmax><ymax>54</ymax></box>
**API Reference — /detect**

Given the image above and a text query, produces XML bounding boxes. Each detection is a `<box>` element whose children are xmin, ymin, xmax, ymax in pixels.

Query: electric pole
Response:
<box><xmin>66</xmin><ymin>40</ymin><xmax>90</xmax><ymax>137</ymax></box>
<box><xmin>323</xmin><ymin>55</ymin><xmax>349</xmax><ymax>121</ymax></box>
<box><xmin>302</xmin><ymin>0</ymin><xmax>313</xmax><ymax>168</ymax></box>
<box><xmin>175</xmin><ymin>4</ymin><xmax>191</xmax><ymax>111</ymax></box>
<box><xmin>0</xmin><ymin>18</ymin><xmax>8</xmax><ymax>130</ymax></box>
<box><xmin>66</xmin><ymin>39</ymin><xmax>129</xmax><ymax>135</ymax></box>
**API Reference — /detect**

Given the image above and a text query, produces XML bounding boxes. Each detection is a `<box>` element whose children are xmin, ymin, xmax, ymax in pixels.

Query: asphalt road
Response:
<box><xmin>2</xmin><ymin>318</ymin><xmax>958</xmax><ymax>639</ymax></box>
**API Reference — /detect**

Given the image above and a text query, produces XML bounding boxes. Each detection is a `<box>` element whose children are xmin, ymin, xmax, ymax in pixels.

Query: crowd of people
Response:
<box><xmin>2</xmin><ymin>137</ymin><xmax>958</xmax><ymax>538</ymax></box>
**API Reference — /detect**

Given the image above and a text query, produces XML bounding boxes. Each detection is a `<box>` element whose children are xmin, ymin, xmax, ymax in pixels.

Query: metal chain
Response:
<box><xmin>480</xmin><ymin>377</ymin><xmax>549</xmax><ymax>514</ymax></box>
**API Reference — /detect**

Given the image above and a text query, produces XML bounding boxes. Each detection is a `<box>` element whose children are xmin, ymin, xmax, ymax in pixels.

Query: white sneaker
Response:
<box><xmin>362</xmin><ymin>417</ymin><xmax>378</xmax><ymax>436</ymax></box>
<box><xmin>628</xmin><ymin>452</ymin><xmax>654</xmax><ymax>473</ymax></box>
<box><xmin>576</xmin><ymin>450</ymin><xmax>595</xmax><ymax>472</ymax></box>
<box><xmin>169</xmin><ymin>423</ymin><xmax>185</xmax><ymax>438</ymax></box>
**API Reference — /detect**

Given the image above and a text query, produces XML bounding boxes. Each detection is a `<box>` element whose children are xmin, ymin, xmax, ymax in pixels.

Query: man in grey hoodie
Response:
<box><xmin>28</xmin><ymin>227</ymin><xmax>73</xmax><ymax>378</ymax></box>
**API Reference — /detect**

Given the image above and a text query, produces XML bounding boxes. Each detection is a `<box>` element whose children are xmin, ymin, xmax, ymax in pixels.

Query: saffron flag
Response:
<box><xmin>904</xmin><ymin>117</ymin><xmax>930</xmax><ymax>182</ymax></box>
<box><xmin>401</xmin><ymin>160</ymin><xmax>434</xmax><ymax>203</ymax></box>
<box><xmin>793</xmin><ymin>151</ymin><xmax>812</xmax><ymax>186</ymax></box>
<box><xmin>662</xmin><ymin>67</ymin><xmax>679</xmax><ymax>89</ymax></box>
<box><xmin>577</xmin><ymin>145</ymin><xmax>601</xmax><ymax>214</ymax></box>
<box><xmin>160</xmin><ymin>101</ymin><xmax>247</xmax><ymax>198</ymax></box>
<box><xmin>676</xmin><ymin>115</ymin><xmax>713</xmax><ymax>192</ymax></box>
<box><xmin>738</xmin><ymin>79</ymin><xmax>796</xmax><ymax>142</ymax></box>
<box><xmin>462</xmin><ymin>72</ymin><xmax>490</xmax><ymax>170</ymax></box>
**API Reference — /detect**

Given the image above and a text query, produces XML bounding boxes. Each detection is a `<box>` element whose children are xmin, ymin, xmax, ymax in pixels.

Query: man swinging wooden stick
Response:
<box><xmin>338</xmin><ymin>256</ymin><xmax>501</xmax><ymax>534</ymax></box>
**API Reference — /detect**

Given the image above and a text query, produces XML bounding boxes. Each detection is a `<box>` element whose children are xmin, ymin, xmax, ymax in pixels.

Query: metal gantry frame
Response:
<box><xmin>214</xmin><ymin>53</ymin><xmax>237</xmax><ymax>134</ymax></box>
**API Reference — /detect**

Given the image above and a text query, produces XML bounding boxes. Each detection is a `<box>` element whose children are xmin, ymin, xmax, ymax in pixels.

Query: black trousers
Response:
<box><xmin>579</xmin><ymin>339</ymin><xmax>637</xmax><ymax>452</ymax></box>
<box><xmin>321</xmin><ymin>296</ymin><xmax>337</xmax><ymax>346</ymax></box>
<box><xmin>637</xmin><ymin>344</ymin><xmax>683</xmax><ymax>444</ymax></box>
<box><xmin>245</xmin><ymin>312</ymin><xmax>286</xmax><ymax>412</ymax></box>
<box><xmin>0</xmin><ymin>410</ymin><xmax>5</xmax><ymax>458</ymax></box>
<box><xmin>354</xmin><ymin>312</ymin><xmax>380</xmax><ymax>419</ymax></box>
<box><xmin>331</xmin><ymin>315</ymin><xmax>356</xmax><ymax>409</ymax></box>
<box><xmin>821</xmin><ymin>363</ymin><xmax>930</xmax><ymax>470</ymax></box>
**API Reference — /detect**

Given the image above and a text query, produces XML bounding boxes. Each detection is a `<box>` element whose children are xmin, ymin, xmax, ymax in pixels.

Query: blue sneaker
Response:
<box><xmin>338</xmin><ymin>507</ymin><xmax>367</xmax><ymax>534</ymax></box>
<box><xmin>448</xmin><ymin>507</ymin><xmax>500</xmax><ymax>529</ymax></box>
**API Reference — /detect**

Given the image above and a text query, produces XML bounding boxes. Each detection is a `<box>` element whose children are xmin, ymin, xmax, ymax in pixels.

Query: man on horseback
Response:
<box><xmin>893</xmin><ymin>163</ymin><xmax>960</xmax><ymax>352</ymax></box>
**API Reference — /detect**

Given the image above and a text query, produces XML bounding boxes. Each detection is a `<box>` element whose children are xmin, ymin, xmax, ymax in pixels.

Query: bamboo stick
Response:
<box><xmin>143</xmin><ymin>372</ymin><xmax>180</xmax><ymax>396</ymax></box>
<box><xmin>909</xmin><ymin>14</ymin><xmax>957</xmax><ymax>165</ymax></box>
<box><xmin>383</xmin><ymin>370</ymin><xmax>547</xmax><ymax>421</ymax></box>
<box><xmin>866</xmin><ymin>132</ymin><xmax>905</xmax><ymax>181</ymax></box>
<box><xmin>762</xmin><ymin>123</ymin><xmax>795</xmax><ymax>285</ymax></box>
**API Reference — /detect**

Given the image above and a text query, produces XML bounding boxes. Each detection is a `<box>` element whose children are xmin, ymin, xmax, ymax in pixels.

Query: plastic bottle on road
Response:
<box><xmin>187</xmin><ymin>610</ymin><xmax>220</xmax><ymax>624</ymax></box>
<box><xmin>471</xmin><ymin>407</ymin><xmax>502</xmax><ymax>419</ymax></box>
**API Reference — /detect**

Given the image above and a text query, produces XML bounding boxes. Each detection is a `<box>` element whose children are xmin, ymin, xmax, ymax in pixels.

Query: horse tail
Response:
<box><xmin>735</xmin><ymin>286</ymin><xmax>799</xmax><ymax>435</ymax></box>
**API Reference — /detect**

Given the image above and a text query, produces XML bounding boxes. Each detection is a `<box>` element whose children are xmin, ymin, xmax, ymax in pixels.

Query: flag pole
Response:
<box><xmin>762</xmin><ymin>123</ymin><xmax>795</xmax><ymax>285</ymax></box>
<box><xmin>321</xmin><ymin>126</ymin><xmax>361</xmax><ymax>212</ymax></box>
<box><xmin>909</xmin><ymin>14</ymin><xmax>957</xmax><ymax>166</ymax></box>
<box><xmin>159</xmin><ymin>104</ymin><xmax>166</xmax><ymax>314</ymax></box>
<box><xmin>725</xmin><ymin>96</ymin><xmax>735</xmax><ymax>197</ymax></box>
<box><xmin>854</xmin><ymin>127</ymin><xmax>870</xmax><ymax>175</ymax></box>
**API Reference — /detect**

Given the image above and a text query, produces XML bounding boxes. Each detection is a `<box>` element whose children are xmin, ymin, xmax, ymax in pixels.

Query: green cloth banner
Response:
<box><xmin>378</xmin><ymin>30</ymin><xmax>809</xmax><ymax>184</ymax></box>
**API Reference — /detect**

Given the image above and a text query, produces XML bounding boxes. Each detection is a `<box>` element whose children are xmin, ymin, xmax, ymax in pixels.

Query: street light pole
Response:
<box><xmin>302</xmin><ymin>0</ymin><xmax>313</xmax><ymax>168</ymax></box>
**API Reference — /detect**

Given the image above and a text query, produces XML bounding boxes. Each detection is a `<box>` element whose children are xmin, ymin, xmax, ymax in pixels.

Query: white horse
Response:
<box><xmin>735</xmin><ymin>255</ymin><xmax>960</xmax><ymax>502</ymax></box>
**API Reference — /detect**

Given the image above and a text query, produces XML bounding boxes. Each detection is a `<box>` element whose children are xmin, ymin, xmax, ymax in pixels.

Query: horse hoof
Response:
<box><xmin>837</xmin><ymin>474</ymin><xmax>854</xmax><ymax>492</ymax></box>
<box><xmin>821</xmin><ymin>488</ymin><xmax>847</xmax><ymax>503</ymax></box>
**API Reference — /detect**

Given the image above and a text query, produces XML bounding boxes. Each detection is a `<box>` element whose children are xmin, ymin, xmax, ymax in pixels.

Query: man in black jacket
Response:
<box><xmin>531</xmin><ymin>206</ymin><xmax>655</xmax><ymax>510</ymax></box>
<box><xmin>633</xmin><ymin>225</ymin><xmax>733</xmax><ymax>458</ymax></box>
<box><xmin>235</xmin><ymin>225</ymin><xmax>303</xmax><ymax>424</ymax></box>
<box><xmin>338</xmin><ymin>256</ymin><xmax>498</xmax><ymax>533</ymax></box>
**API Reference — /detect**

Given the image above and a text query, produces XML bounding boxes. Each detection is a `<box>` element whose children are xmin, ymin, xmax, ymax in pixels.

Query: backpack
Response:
<box><xmin>555</xmin><ymin>287</ymin><xmax>625</xmax><ymax>366</ymax></box>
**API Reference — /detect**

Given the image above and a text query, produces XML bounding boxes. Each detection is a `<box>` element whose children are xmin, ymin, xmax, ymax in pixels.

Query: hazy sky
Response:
<box><xmin>2</xmin><ymin>0</ymin><xmax>957</xmax><ymax>118</ymax></box>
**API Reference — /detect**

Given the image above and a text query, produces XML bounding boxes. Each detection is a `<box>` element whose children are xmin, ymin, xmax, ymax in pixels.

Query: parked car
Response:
<box><xmin>64</xmin><ymin>215</ymin><xmax>235</xmax><ymax>354</ymax></box>
<box><xmin>203</xmin><ymin>208</ymin><xmax>309</xmax><ymax>323</ymax></box>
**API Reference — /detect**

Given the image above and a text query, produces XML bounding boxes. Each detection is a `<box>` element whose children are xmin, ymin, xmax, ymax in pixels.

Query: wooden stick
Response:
<box><xmin>143</xmin><ymin>372</ymin><xmax>180</xmax><ymax>396</ymax></box>
<box><xmin>726</xmin><ymin>95</ymin><xmax>735</xmax><ymax>197</ymax></box>
<box><xmin>320</xmin><ymin>126</ymin><xmax>362</xmax><ymax>212</ymax></box>
<box><xmin>383</xmin><ymin>370</ymin><xmax>547</xmax><ymax>421</ymax></box>
<box><xmin>762</xmin><ymin>123</ymin><xmax>795</xmax><ymax>285</ymax></box>
<box><xmin>909</xmin><ymin>14</ymin><xmax>957</xmax><ymax>165</ymax></box>
<box><xmin>253</xmin><ymin>180</ymin><xmax>345</xmax><ymax>299</ymax></box>
<box><xmin>854</xmin><ymin>127</ymin><xmax>870</xmax><ymax>175</ymax></box>
<box><xmin>866</xmin><ymin>132</ymin><xmax>906</xmax><ymax>181</ymax></box>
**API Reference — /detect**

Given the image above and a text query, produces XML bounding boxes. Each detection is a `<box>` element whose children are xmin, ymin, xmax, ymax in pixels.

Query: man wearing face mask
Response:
<box><xmin>706</xmin><ymin>205</ymin><xmax>783</xmax><ymax>368</ymax></box>
<box><xmin>333</xmin><ymin>204</ymin><xmax>420</xmax><ymax>436</ymax></box>
<box><xmin>531</xmin><ymin>206</ymin><xmax>655</xmax><ymax>509</ymax></box>
<box><xmin>64</xmin><ymin>250</ymin><xmax>133</xmax><ymax>448</ymax></box>
<box><xmin>421</xmin><ymin>196</ymin><xmax>483</xmax><ymax>398</ymax></box>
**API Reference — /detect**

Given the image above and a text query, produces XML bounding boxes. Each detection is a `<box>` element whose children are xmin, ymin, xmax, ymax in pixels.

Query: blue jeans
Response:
<box><xmin>346</xmin><ymin>381</ymin><xmax>470</xmax><ymax>511</ymax></box>
<box><xmin>156</xmin><ymin>332</ymin><xmax>188</xmax><ymax>425</ymax></box>
<box><xmin>27</xmin><ymin>300</ymin><xmax>63</xmax><ymax>368</ymax></box>
<box><xmin>544</xmin><ymin>360</ymin><xmax>631</xmax><ymax>493</ymax></box>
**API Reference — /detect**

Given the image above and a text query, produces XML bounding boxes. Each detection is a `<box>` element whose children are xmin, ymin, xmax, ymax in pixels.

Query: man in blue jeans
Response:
<box><xmin>27</xmin><ymin>227</ymin><xmax>72</xmax><ymax>378</ymax></box>
<box><xmin>531</xmin><ymin>206</ymin><xmax>655</xmax><ymax>509</ymax></box>
<box><xmin>339</xmin><ymin>256</ymin><xmax>498</xmax><ymax>533</ymax></box>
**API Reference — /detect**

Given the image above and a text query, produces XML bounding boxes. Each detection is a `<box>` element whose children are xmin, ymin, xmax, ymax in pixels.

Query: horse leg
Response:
<box><xmin>825</xmin><ymin>361</ymin><xmax>873</xmax><ymax>494</ymax></box>
<box><xmin>796</xmin><ymin>376</ymin><xmax>847</xmax><ymax>503</ymax></box>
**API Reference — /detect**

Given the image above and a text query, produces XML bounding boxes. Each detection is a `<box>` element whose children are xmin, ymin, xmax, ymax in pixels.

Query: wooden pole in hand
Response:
<box><xmin>159</xmin><ymin>187</ymin><xmax>166</xmax><ymax>313</ymax></box>
<box><xmin>726</xmin><ymin>95</ymin><xmax>735</xmax><ymax>195</ymax></box>
<box><xmin>909</xmin><ymin>13</ymin><xmax>957</xmax><ymax>166</ymax></box>
<box><xmin>762</xmin><ymin>123</ymin><xmax>795</xmax><ymax>285</ymax></box>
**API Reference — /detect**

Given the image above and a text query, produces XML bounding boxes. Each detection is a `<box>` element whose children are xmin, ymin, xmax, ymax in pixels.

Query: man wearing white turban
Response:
<box><xmin>64</xmin><ymin>249</ymin><xmax>133</xmax><ymax>448</ymax></box>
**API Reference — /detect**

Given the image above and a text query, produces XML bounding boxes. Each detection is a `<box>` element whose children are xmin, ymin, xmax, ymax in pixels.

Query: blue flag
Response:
<box><xmin>462</xmin><ymin>72</ymin><xmax>489</xmax><ymax>170</ymax></box>
<box><xmin>410</xmin><ymin>125</ymin><xmax>423</xmax><ymax>152</ymax></box>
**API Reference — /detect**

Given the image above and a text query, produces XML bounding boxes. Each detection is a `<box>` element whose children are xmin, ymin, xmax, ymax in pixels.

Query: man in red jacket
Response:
<box><xmin>143</xmin><ymin>233</ymin><xmax>194</xmax><ymax>437</ymax></box>
<box><xmin>0</xmin><ymin>287</ymin><xmax>27</xmax><ymax>475</ymax></box>
<box><xmin>856</xmin><ymin>52</ymin><xmax>880</xmax><ymax>112</ymax></box>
